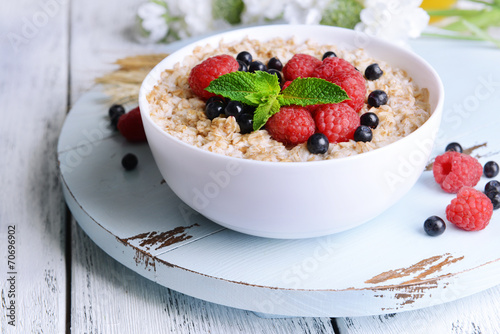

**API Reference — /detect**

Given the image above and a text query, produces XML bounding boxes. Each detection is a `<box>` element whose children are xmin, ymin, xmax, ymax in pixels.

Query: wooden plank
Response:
<box><xmin>0</xmin><ymin>1</ymin><xmax>69</xmax><ymax>333</ymax></box>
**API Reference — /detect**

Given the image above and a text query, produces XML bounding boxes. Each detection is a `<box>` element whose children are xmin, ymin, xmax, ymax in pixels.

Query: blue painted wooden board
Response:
<box><xmin>58</xmin><ymin>37</ymin><xmax>500</xmax><ymax>317</ymax></box>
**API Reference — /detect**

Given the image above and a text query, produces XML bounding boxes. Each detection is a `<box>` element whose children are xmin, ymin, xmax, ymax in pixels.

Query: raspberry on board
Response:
<box><xmin>312</xmin><ymin>57</ymin><xmax>366</xmax><ymax>113</ymax></box>
<box><xmin>432</xmin><ymin>151</ymin><xmax>483</xmax><ymax>193</ymax></box>
<box><xmin>282</xmin><ymin>54</ymin><xmax>322</xmax><ymax>81</ymax></box>
<box><xmin>446</xmin><ymin>187</ymin><xmax>493</xmax><ymax>231</ymax></box>
<box><xmin>117</xmin><ymin>107</ymin><xmax>147</xmax><ymax>142</ymax></box>
<box><xmin>314</xmin><ymin>103</ymin><xmax>360</xmax><ymax>143</ymax></box>
<box><xmin>188</xmin><ymin>55</ymin><xmax>239</xmax><ymax>100</ymax></box>
<box><xmin>265</xmin><ymin>105</ymin><xmax>316</xmax><ymax>145</ymax></box>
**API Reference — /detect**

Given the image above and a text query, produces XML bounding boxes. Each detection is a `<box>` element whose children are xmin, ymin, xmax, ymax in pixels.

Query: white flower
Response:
<box><xmin>283</xmin><ymin>0</ymin><xmax>330</xmax><ymax>25</ymax></box>
<box><xmin>355</xmin><ymin>0</ymin><xmax>429</xmax><ymax>47</ymax></box>
<box><xmin>137</xmin><ymin>2</ymin><xmax>169</xmax><ymax>42</ymax></box>
<box><xmin>241</xmin><ymin>0</ymin><xmax>286</xmax><ymax>24</ymax></box>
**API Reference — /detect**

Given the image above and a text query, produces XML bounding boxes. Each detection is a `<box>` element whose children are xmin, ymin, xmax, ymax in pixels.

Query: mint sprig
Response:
<box><xmin>206</xmin><ymin>71</ymin><xmax>349</xmax><ymax>131</ymax></box>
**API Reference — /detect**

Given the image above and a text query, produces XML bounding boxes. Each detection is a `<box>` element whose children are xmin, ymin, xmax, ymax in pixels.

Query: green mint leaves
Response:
<box><xmin>205</xmin><ymin>71</ymin><xmax>349</xmax><ymax>131</ymax></box>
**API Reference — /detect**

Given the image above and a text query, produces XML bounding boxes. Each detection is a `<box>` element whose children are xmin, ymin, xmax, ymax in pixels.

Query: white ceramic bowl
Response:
<box><xmin>139</xmin><ymin>25</ymin><xmax>444</xmax><ymax>239</ymax></box>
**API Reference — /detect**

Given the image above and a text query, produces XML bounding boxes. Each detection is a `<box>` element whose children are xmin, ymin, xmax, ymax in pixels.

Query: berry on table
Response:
<box><xmin>109</xmin><ymin>104</ymin><xmax>125</xmax><ymax>129</ymax></box>
<box><xmin>236</xmin><ymin>51</ymin><xmax>252</xmax><ymax>65</ymax></box>
<box><xmin>485</xmin><ymin>180</ymin><xmax>500</xmax><ymax>193</ymax></box>
<box><xmin>484</xmin><ymin>161</ymin><xmax>499</xmax><ymax>178</ymax></box>
<box><xmin>307</xmin><ymin>133</ymin><xmax>329</xmax><ymax>154</ymax></box>
<box><xmin>367</xmin><ymin>90</ymin><xmax>388</xmax><ymax>108</ymax></box>
<box><xmin>322</xmin><ymin>51</ymin><xmax>337</xmax><ymax>60</ymax></box>
<box><xmin>445</xmin><ymin>142</ymin><xmax>463</xmax><ymax>153</ymax></box>
<box><xmin>267</xmin><ymin>57</ymin><xmax>283</xmax><ymax>71</ymax></box>
<box><xmin>265</xmin><ymin>105</ymin><xmax>315</xmax><ymax>145</ymax></box>
<box><xmin>225</xmin><ymin>100</ymin><xmax>244</xmax><ymax>118</ymax></box>
<box><xmin>117</xmin><ymin>106</ymin><xmax>147</xmax><ymax>142</ymax></box>
<box><xmin>283</xmin><ymin>54</ymin><xmax>322</xmax><ymax>81</ymax></box>
<box><xmin>446</xmin><ymin>187</ymin><xmax>493</xmax><ymax>231</ymax></box>
<box><xmin>353</xmin><ymin>125</ymin><xmax>373</xmax><ymax>142</ymax></box>
<box><xmin>360</xmin><ymin>112</ymin><xmax>379</xmax><ymax>129</ymax></box>
<box><xmin>364</xmin><ymin>63</ymin><xmax>383</xmax><ymax>81</ymax></box>
<box><xmin>423</xmin><ymin>216</ymin><xmax>446</xmax><ymax>236</ymax></box>
<box><xmin>249</xmin><ymin>60</ymin><xmax>267</xmax><ymax>73</ymax></box>
<box><xmin>188</xmin><ymin>54</ymin><xmax>239</xmax><ymax>100</ymax></box>
<box><xmin>205</xmin><ymin>100</ymin><xmax>225</xmax><ymax>120</ymax></box>
<box><xmin>314</xmin><ymin>103</ymin><xmax>360</xmax><ymax>143</ymax></box>
<box><xmin>432</xmin><ymin>151</ymin><xmax>482</xmax><ymax>193</ymax></box>
<box><xmin>122</xmin><ymin>153</ymin><xmax>138</xmax><ymax>171</ymax></box>
<box><xmin>485</xmin><ymin>190</ymin><xmax>500</xmax><ymax>210</ymax></box>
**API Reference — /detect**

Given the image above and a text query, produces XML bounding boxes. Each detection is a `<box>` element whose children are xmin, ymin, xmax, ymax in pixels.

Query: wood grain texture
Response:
<box><xmin>0</xmin><ymin>1</ymin><xmax>69</xmax><ymax>333</ymax></box>
<box><xmin>71</xmin><ymin>221</ymin><xmax>337</xmax><ymax>334</ymax></box>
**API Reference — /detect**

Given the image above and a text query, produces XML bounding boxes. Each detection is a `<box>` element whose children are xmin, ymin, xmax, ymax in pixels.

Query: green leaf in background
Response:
<box><xmin>253</xmin><ymin>96</ymin><xmax>280</xmax><ymax>131</ymax></box>
<box><xmin>320</xmin><ymin>0</ymin><xmax>364</xmax><ymax>29</ymax></box>
<box><xmin>279</xmin><ymin>78</ymin><xmax>350</xmax><ymax>106</ymax></box>
<box><xmin>212</xmin><ymin>0</ymin><xmax>244</xmax><ymax>25</ymax></box>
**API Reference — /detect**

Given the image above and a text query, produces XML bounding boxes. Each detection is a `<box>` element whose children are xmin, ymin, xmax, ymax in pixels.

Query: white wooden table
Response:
<box><xmin>2</xmin><ymin>1</ymin><xmax>500</xmax><ymax>333</ymax></box>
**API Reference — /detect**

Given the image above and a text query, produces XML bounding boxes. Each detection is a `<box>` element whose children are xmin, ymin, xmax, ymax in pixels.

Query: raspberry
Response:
<box><xmin>117</xmin><ymin>107</ymin><xmax>147</xmax><ymax>142</ymax></box>
<box><xmin>312</xmin><ymin>57</ymin><xmax>366</xmax><ymax>112</ymax></box>
<box><xmin>265</xmin><ymin>106</ymin><xmax>315</xmax><ymax>145</ymax></box>
<box><xmin>188</xmin><ymin>55</ymin><xmax>239</xmax><ymax>100</ymax></box>
<box><xmin>314</xmin><ymin>103</ymin><xmax>360</xmax><ymax>143</ymax></box>
<box><xmin>282</xmin><ymin>54</ymin><xmax>322</xmax><ymax>81</ymax></box>
<box><xmin>433</xmin><ymin>151</ymin><xmax>482</xmax><ymax>193</ymax></box>
<box><xmin>446</xmin><ymin>187</ymin><xmax>493</xmax><ymax>231</ymax></box>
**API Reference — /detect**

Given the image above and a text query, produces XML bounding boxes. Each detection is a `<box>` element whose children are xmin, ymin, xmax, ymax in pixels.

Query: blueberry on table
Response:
<box><xmin>267</xmin><ymin>57</ymin><xmax>283</xmax><ymax>71</ymax></box>
<box><xmin>225</xmin><ymin>100</ymin><xmax>244</xmax><ymax>118</ymax></box>
<box><xmin>360</xmin><ymin>112</ymin><xmax>379</xmax><ymax>129</ymax></box>
<box><xmin>109</xmin><ymin>104</ymin><xmax>125</xmax><ymax>118</ymax></box>
<box><xmin>364</xmin><ymin>63</ymin><xmax>383</xmax><ymax>80</ymax></box>
<box><xmin>238</xmin><ymin>113</ymin><xmax>254</xmax><ymax>134</ymax></box>
<box><xmin>367</xmin><ymin>90</ymin><xmax>388</xmax><ymax>108</ymax></box>
<box><xmin>485</xmin><ymin>190</ymin><xmax>500</xmax><ymax>210</ymax></box>
<box><xmin>322</xmin><ymin>51</ymin><xmax>337</xmax><ymax>60</ymax></box>
<box><xmin>424</xmin><ymin>216</ymin><xmax>446</xmax><ymax>236</ymax></box>
<box><xmin>267</xmin><ymin>69</ymin><xmax>283</xmax><ymax>85</ymax></box>
<box><xmin>205</xmin><ymin>100</ymin><xmax>225</xmax><ymax>120</ymax></box>
<box><xmin>353</xmin><ymin>125</ymin><xmax>373</xmax><ymax>142</ymax></box>
<box><xmin>484</xmin><ymin>161</ymin><xmax>499</xmax><ymax>178</ymax></box>
<box><xmin>307</xmin><ymin>133</ymin><xmax>329</xmax><ymax>154</ymax></box>
<box><xmin>122</xmin><ymin>153</ymin><xmax>138</xmax><ymax>171</ymax></box>
<box><xmin>236</xmin><ymin>51</ymin><xmax>252</xmax><ymax>65</ymax></box>
<box><xmin>485</xmin><ymin>180</ymin><xmax>500</xmax><ymax>193</ymax></box>
<box><xmin>249</xmin><ymin>61</ymin><xmax>267</xmax><ymax>73</ymax></box>
<box><xmin>445</xmin><ymin>142</ymin><xmax>463</xmax><ymax>153</ymax></box>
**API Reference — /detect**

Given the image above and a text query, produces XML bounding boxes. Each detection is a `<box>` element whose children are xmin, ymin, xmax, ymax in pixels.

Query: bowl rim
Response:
<box><xmin>139</xmin><ymin>24</ymin><xmax>445</xmax><ymax>168</ymax></box>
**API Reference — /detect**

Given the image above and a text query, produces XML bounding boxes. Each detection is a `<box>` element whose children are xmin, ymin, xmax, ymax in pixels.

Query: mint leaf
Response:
<box><xmin>205</xmin><ymin>71</ymin><xmax>279</xmax><ymax>106</ymax></box>
<box><xmin>253</xmin><ymin>96</ymin><xmax>280</xmax><ymax>131</ymax></box>
<box><xmin>280</xmin><ymin>77</ymin><xmax>350</xmax><ymax>106</ymax></box>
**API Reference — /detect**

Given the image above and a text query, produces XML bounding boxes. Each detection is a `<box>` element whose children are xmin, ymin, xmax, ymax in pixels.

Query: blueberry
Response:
<box><xmin>238</xmin><ymin>113</ymin><xmax>254</xmax><ymax>134</ymax></box>
<box><xmin>307</xmin><ymin>133</ymin><xmax>329</xmax><ymax>154</ymax></box>
<box><xmin>206</xmin><ymin>96</ymin><xmax>225</xmax><ymax>105</ymax></box>
<box><xmin>353</xmin><ymin>125</ymin><xmax>373</xmax><ymax>142</ymax></box>
<box><xmin>205</xmin><ymin>100</ymin><xmax>225</xmax><ymax>120</ymax></box>
<box><xmin>267</xmin><ymin>57</ymin><xmax>283</xmax><ymax>71</ymax></box>
<box><xmin>322</xmin><ymin>51</ymin><xmax>337</xmax><ymax>60</ymax></box>
<box><xmin>110</xmin><ymin>113</ymin><xmax>122</xmax><ymax>130</ymax></box>
<box><xmin>367</xmin><ymin>90</ymin><xmax>388</xmax><ymax>108</ymax></box>
<box><xmin>225</xmin><ymin>100</ymin><xmax>244</xmax><ymax>118</ymax></box>
<box><xmin>267</xmin><ymin>69</ymin><xmax>283</xmax><ymax>85</ymax></box>
<box><xmin>122</xmin><ymin>153</ymin><xmax>138</xmax><ymax>171</ymax></box>
<box><xmin>242</xmin><ymin>104</ymin><xmax>256</xmax><ymax>115</ymax></box>
<box><xmin>360</xmin><ymin>112</ymin><xmax>379</xmax><ymax>129</ymax></box>
<box><xmin>445</xmin><ymin>142</ymin><xmax>463</xmax><ymax>153</ymax></box>
<box><xmin>485</xmin><ymin>190</ymin><xmax>500</xmax><ymax>210</ymax></box>
<box><xmin>109</xmin><ymin>104</ymin><xmax>125</xmax><ymax>118</ymax></box>
<box><xmin>249</xmin><ymin>61</ymin><xmax>267</xmax><ymax>73</ymax></box>
<box><xmin>238</xmin><ymin>60</ymin><xmax>248</xmax><ymax>72</ymax></box>
<box><xmin>364</xmin><ymin>63</ymin><xmax>383</xmax><ymax>81</ymax></box>
<box><xmin>484</xmin><ymin>161</ymin><xmax>499</xmax><ymax>178</ymax></box>
<box><xmin>424</xmin><ymin>216</ymin><xmax>446</xmax><ymax>236</ymax></box>
<box><xmin>485</xmin><ymin>180</ymin><xmax>500</xmax><ymax>193</ymax></box>
<box><xmin>236</xmin><ymin>51</ymin><xmax>252</xmax><ymax>65</ymax></box>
